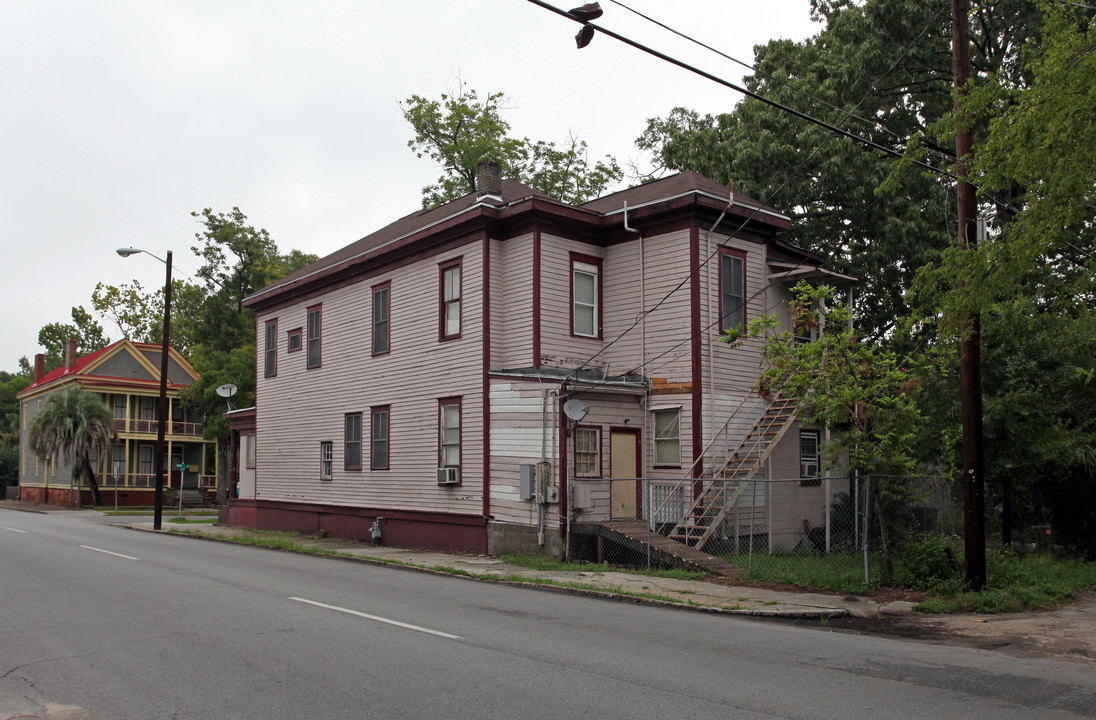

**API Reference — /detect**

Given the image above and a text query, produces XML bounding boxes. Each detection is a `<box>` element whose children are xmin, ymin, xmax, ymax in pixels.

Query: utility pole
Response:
<box><xmin>952</xmin><ymin>0</ymin><xmax>986</xmax><ymax>589</ymax></box>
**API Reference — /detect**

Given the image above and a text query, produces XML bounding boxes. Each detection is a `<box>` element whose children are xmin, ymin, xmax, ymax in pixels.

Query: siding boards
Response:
<box><xmin>255</xmin><ymin>242</ymin><xmax>485</xmax><ymax>515</ymax></box>
<box><xmin>491</xmin><ymin>234</ymin><xmax>535</xmax><ymax>369</ymax></box>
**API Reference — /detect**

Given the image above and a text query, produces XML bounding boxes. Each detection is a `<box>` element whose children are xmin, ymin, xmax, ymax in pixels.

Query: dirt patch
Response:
<box><xmin>767</xmin><ymin>591</ymin><xmax>1096</xmax><ymax>664</ymax></box>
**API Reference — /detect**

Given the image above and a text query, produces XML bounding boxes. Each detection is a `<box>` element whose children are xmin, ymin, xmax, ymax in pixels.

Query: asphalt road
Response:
<box><xmin>2</xmin><ymin>509</ymin><xmax>1095</xmax><ymax>720</ymax></box>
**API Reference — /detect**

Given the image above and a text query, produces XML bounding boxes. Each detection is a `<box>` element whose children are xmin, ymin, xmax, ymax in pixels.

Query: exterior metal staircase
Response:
<box><xmin>668</xmin><ymin>395</ymin><xmax>797</xmax><ymax>550</ymax></box>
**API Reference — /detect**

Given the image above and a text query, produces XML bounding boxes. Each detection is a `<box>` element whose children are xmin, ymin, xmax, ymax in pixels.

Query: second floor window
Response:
<box><xmin>440</xmin><ymin>261</ymin><xmax>461</xmax><ymax>339</ymax></box>
<box><xmin>112</xmin><ymin>394</ymin><xmax>126</xmax><ymax>419</ymax></box>
<box><xmin>373</xmin><ymin>284</ymin><xmax>390</xmax><ymax>355</ymax></box>
<box><xmin>264</xmin><ymin>320</ymin><xmax>277</xmax><ymax>376</ymax></box>
<box><xmin>720</xmin><ymin>250</ymin><xmax>745</xmax><ymax>332</ymax></box>
<box><xmin>572</xmin><ymin>255</ymin><xmax>601</xmax><ymax>338</ymax></box>
<box><xmin>345</xmin><ymin>413</ymin><xmax>362</xmax><ymax>470</ymax></box>
<box><xmin>307</xmin><ymin>306</ymin><xmax>322</xmax><ymax>368</ymax></box>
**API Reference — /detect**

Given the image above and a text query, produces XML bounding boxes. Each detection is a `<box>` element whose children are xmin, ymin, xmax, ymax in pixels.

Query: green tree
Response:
<box><xmin>0</xmin><ymin>371</ymin><xmax>31</xmax><ymax>486</ymax></box>
<box><xmin>402</xmin><ymin>82</ymin><xmax>622</xmax><ymax>207</ymax></box>
<box><xmin>33</xmin><ymin>306</ymin><xmax>110</xmax><ymax>372</ymax></box>
<box><xmin>182</xmin><ymin>207</ymin><xmax>317</xmax><ymax>502</ymax></box>
<box><xmin>29</xmin><ymin>386</ymin><xmax>115</xmax><ymax>506</ymax></box>
<box><xmin>636</xmin><ymin>0</ymin><xmax>1042</xmax><ymax>345</ymax></box>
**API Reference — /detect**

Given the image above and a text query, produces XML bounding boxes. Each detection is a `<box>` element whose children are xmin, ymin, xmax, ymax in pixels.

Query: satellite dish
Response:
<box><xmin>563</xmin><ymin>398</ymin><xmax>590</xmax><ymax>423</ymax></box>
<box><xmin>216</xmin><ymin>384</ymin><xmax>238</xmax><ymax>398</ymax></box>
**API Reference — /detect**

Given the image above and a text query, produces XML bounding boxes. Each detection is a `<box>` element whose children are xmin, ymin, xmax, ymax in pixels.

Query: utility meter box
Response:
<box><xmin>519</xmin><ymin>464</ymin><xmax>535</xmax><ymax>500</ymax></box>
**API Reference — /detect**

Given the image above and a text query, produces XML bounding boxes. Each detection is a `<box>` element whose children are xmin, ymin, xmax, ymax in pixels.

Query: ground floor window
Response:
<box><xmin>800</xmin><ymin>430</ymin><xmax>820</xmax><ymax>486</ymax></box>
<box><xmin>320</xmin><ymin>441</ymin><xmax>333</xmax><ymax>480</ymax></box>
<box><xmin>575</xmin><ymin>426</ymin><xmax>600</xmax><ymax>476</ymax></box>
<box><xmin>653</xmin><ymin>409</ymin><xmax>681</xmax><ymax>467</ymax></box>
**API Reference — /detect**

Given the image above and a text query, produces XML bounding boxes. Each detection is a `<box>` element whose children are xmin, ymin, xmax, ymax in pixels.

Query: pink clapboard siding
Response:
<box><xmin>254</xmin><ymin>241</ymin><xmax>485</xmax><ymax>515</ymax></box>
<box><xmin>489</xmin><ymin>234</ymin><xmax>535</xmax><ymax>369</ymax></box>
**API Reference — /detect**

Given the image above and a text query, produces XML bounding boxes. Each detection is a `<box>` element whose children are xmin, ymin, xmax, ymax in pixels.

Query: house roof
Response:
<box><xmin>580</xmin><ymin>171</ymin><xmax>788</xmax><ymax>225</ymax></box>
<box><xmin>245</xmin><ymin>171</ymin><xmax>800</xmax><ymax>309</ymax></box>
<box><xmin>17</xmin><ymin>339</ymin><xmax>196</xmax><ymax>399</ymax></box>
<box><xmin>249</xmin><ymin>178</ymin><xmax>555</xmax><ymax>304</ymax></box>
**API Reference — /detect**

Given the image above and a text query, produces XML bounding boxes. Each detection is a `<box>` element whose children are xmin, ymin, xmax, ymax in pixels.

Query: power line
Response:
<box><xmin>526</xmin><ymin>0</ymin><xmax>957</xmax><ymax>180</ymax></box>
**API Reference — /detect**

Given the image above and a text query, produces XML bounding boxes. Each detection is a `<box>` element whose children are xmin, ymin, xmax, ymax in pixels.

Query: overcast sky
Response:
<box><xmin>1</xmin><ymin>0</ymin><xmax>821</xmax><ymax>373</ymax></box>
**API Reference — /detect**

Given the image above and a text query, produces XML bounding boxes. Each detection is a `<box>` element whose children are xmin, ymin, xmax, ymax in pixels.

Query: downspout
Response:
<box><xmin>557</xmin><ymin>380</ymin><xmax>570</xmax><ymax>559</ymax></box>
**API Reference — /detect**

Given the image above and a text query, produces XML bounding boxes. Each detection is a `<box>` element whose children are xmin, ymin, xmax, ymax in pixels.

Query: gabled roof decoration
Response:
<box><xmin>17</xmin><ymin>339</ymin><xmax>197</xmax><ymax>398</ymax></box>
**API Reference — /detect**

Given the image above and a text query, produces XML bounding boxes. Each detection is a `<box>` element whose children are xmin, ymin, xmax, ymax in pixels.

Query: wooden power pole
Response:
<box><xmin>952</xmin><ymin>0</ymin><xmax>986</xmax><ymax>589</ymax></box>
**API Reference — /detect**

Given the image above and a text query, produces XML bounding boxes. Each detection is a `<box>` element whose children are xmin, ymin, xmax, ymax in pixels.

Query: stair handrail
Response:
<box><xmin>648</xmin><ymin>393</ymin><xmax>755</xmax><ymax>524</ymax></box>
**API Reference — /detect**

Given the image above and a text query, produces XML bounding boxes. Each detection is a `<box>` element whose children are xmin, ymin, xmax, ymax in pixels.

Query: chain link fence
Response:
<box><xmin>569</xmin><ymin>474</ymin><xmax>959</xmax><ymax>589</ymax></box>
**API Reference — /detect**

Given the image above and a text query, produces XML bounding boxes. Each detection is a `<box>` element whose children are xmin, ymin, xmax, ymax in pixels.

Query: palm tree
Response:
<box><xmin>29</xmin><ymin>385</ymin><xmax>115</xmax><ymax>506</ymax></box>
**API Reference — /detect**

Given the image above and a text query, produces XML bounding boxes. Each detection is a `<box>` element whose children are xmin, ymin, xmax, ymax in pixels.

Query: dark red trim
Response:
<box><xmin>569</xmin><ymin>252</ymin><xmax>604</xmax><ymax>339</ymax></box>
<box><xmin>370</xmin><ymin>405</ymin><xmax>390</xmax><ymax>471</ymax></box>
<box><xmin>306</xmin><ymin>305</ymin><xmax>322</xmax><ymax>369</ymax></box>
<box><xmin>717</xmin><ymin>247</ymin><xmax>748</xmax><ymax>332</ymax></box>
<box><xmin>286</xmin><ymin>327</ymin><xmax>302</xmax><ymax>353</ymax></box>
<box><xmin>438</xmin><ymin>396</ymin><xmax>463</xmax><ymax>485</ymax></box>
<box><xmin>690</xmin><ymin>225</ymin><xmax>703</xmax><ymax>483</ymax></box>
<box><xmin>371</xmin><ymin>282</ymin><xmax>391</xmax><ymax>357</ymax></box>
<box><xmin>532</xmin><ymin>230</ymin><xmax>542</xmax><ymax>367</ymax></box>
<box><xmin>557</xmin><ymin>381</ymin><xmax>569</xmax><ymax>535</ymax></box>
<box><xmin>482</xmin><ymin>239</ymin><xmax>491</xmax><ymax>518</ymax></box>
<box><xmin>223</xmin><ymin>498</ymin><xmax>489</xmax><ymax>554</ymax></box>
<box><xmin>439</xmin><ymin>257</ymin><xmax>463</xmax><ymax>342</ymax></box>
<box><xmin>263</xmin><ymin>319</ymin><xmax>277</xmax><ymax>377</ymax></box>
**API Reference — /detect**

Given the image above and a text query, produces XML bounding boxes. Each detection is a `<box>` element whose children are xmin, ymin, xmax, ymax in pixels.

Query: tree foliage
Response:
<box><xmin>29</xmin><ymin>385</ymin><xmax>115</xmax><ymax>505</ymax></box>
<box><xmin>33</xmin><ymin>306</ymin><xmax>110</xmax><ymax>372</ymax></box>
<box><xmin>729</xmin><ymin>283</ymin><xmax>924</xmax><ymax>476</ymax></box>
<box><xmin>402</xmin><ymin>82</ymin><xmax>622</xmax><ymax>207</ymax></box>
<box><xmin>636</xmin><ymin>0</ymin><xmax>1042</xmax><ymax>345</ymax></box>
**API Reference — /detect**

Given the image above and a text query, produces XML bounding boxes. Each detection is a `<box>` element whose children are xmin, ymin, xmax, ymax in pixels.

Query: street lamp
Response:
<box><xmin>117</xmin><ymin>247</ymin><xmax>173</xmax><ymax>531</ymax></box>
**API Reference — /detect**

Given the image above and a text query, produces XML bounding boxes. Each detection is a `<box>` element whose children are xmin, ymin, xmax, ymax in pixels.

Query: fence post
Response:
<box><xmin>748</xmin><ymin>477</ymin><xmax>757</xmax><ymax>575</ymax></box>
<box><xmin>825</xmin><ymin>475</ymin><xmax>832</xmax><ymax>553</ymax></box>
<box><xmin>646</xmin><ymin>478</ymin><xmax>652</xmax><ymax>570</ymax></box>
<box><xmin>863</xmin><ymin>474</ymin><xmax>871</xmax><ymax>587</ymax></box>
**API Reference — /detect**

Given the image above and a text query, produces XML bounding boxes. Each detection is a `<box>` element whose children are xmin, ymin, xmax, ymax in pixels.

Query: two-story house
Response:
<box><xmin>17</xmin><ymin>339</ymin><xmax>214</xmax><ymax>506</ymax></box>
<box><xmin>230</xmin><ymin>166</ymin><xmax>852</xmax><ymax>559</ymax></box>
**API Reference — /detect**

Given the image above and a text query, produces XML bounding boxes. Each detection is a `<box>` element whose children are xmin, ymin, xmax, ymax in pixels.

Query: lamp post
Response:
<box><xmin>117</xmin><ymin>247</ymin><xmax>173</xmax><ymax>531</ymax></box>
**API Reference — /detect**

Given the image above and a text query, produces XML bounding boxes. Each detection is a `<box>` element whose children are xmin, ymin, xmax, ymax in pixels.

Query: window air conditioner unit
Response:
<box><xmin>436</xmin><ymin>467</ymin><xmax>460</xmax><ymax>485</ymax></box>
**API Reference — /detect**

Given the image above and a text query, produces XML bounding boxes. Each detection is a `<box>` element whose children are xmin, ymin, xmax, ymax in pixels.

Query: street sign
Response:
<box><xmin>175</xmin><ymin>463</ymin><xmax>189</xmax><ymax>471</ymax></box>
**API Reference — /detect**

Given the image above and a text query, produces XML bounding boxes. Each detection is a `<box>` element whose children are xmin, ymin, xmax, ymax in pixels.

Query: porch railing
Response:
<box><xmin>112</xmin><ymin>419</ymin><xmax>206</xmax><ymax>436</ymax></box>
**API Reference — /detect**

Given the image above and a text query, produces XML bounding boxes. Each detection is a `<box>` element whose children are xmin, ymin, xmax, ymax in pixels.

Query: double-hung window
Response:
<box><xmin>571</xmin><ymin>254</ymin><xmax>602</xmax><ymax>338</ymax></box>
<box><xmin>372</xmin><ymin>283</ymin><xmax>390</xmax><ymax>355</ymax></box>
<box><xmin>320</xmin><ymin>441</ymin><xmax>333</xmax><ymax>480</ymax></box>
<box><xmin>800</xmin><ymin>430</ymin><xmax>821</xmax><ymax>486</ymax></box>
<box><xmin>112</xmin><ymin>394</ymin><xmax>126</xmax><ymax>420</ymax></box>
<box><xmin>720</xmin><ymin>250</ymin><xmax>746</xmax><ymax>333</ymax></box>
<box><xmin>344</xmin><ymin>413</ymin><xmax>362</xmax><ymax>471</ymax></box>
<box><xmin>439</xmin><ymin>399</ymin><xmax>461</xmax><ymax>469</ymax></box>
<box><xmin>307</xmin><ymin>306</ymin><xmax>322</xmax><ymax>369</ymax></box>
<box><xmin>575</xmin><ymin>427</ymin><xmax>600</xmax><ymax>477</ymax></box>
<box><xmin>264</xmin><ymin>320</ymin><xmax>277</xmax><ymax>376</ymax></box>
<box><xmin>653</xmin><ymin>409</ymin><xmax>681</xmax><ymax>467</ymax></box>
<box><xmin>440</xmin><ymin>260</ymin><xmax>461</xmax><ymax>340</ymax></box>
<box><xmin>371</xmin><ymin>406</ymin><xmax>390</xmax><ymax>470</ymax></box>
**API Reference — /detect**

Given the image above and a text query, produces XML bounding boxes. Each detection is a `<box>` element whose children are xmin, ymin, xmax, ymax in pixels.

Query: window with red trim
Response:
<box><xmin>307</xmin><ymin>306</ymin><xmax>322</xmax><ymax>368</ymax></box>
<box><xmin>570</xmin><ymin>253</ymin><xmax>602</xmax><ymax>338</ymax></box>
<box><xmin>264</xmin><ymin>320</ymin><xmax>277</xmax><ymax>377</ymax></box>
<box><xmin>719</xmin><ymin>249</ymin><xmax>746</xmax><ymax>332</ymax></box>
<box><xmin>440</xmin><ymin>259</ymin><xmax>461</xmax><ymax>340</ymax></box>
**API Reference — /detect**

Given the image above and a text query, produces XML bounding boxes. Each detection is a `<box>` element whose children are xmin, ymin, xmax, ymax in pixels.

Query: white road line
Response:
<box><xmin>3</xmin><ymin>527</ymin><xmax>28</xmax><ymax>533</ymax></box>
<box><xmin>80</xmin><ymin>545</ymin><xmax>139</xmax><ymax>561</ymax></box>
<box><xmin>289</xmin><ymin>597</ymin><xmax>462</xmax><ymax>640</ymax></box>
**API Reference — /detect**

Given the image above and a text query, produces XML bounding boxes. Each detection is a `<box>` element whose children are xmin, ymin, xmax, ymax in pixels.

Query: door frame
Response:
<box><xmin>609</xmin><ymin>426</ymin><xmax>641</xmax><ymax>519</ymax></box>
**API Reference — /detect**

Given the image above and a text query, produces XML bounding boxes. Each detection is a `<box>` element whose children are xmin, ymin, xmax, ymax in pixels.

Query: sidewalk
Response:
<box><xmin>131</xmin><ymin>518</ymin><xmax>913</xmax><ymax>620</ymax></box>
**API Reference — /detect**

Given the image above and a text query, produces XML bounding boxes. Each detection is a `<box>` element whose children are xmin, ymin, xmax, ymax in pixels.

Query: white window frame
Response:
<box><xmin>800</xmin><ymin>430</ymin><xmax>820</xmax><ymax>485</ymax></box>
<box><xmin>653</xmin><ymin>409</ymin><xmax>681</xmax><ymax>467</ymax></box>
<box><xmin>439</xmin><ymin>399</ymin><xmax>461</xmax><ymax>469</ymax></box>
<box><xmin>572</xmin><ymin>260</ymin><xmax>599</xmax><ymax>338</ymax></box>
<box><xmin>575</xmin><ymin>426</ymin><xmax>600</xmax><ymax>477</ymax></box>
<box><xmin>320</xmin><ymin>441</ymin><xmax>333</xmax><ymax>480</ymax></box>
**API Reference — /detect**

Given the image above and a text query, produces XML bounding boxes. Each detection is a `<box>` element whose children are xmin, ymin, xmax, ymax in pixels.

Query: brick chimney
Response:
<box><xmin>64</xmin><ymin>339</ymin><xmax>78</xmax><ymax>371</ymax></box>
<box><xmin>476</xmin><ymin>160</ymin><xmax>502</xmax><ymax>200</ymax></box>
<box><xmin>33</xmin><ymin>353</ymin><xmax>45</xmax><ymax>383</ymax></box>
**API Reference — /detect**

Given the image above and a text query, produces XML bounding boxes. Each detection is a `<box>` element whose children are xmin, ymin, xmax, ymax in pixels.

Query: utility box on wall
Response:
<box><xmin>519</xmin><ymin>464</ymin><xmax>535</xmax><ymax>500</ymax></box>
